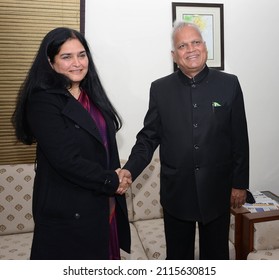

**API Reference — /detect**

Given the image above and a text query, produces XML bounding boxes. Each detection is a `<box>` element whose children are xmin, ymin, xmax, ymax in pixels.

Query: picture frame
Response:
<box><xmin>172</xmin><ymin>2</ymin><xmax>224</xmax><ymax>70</ymax></box>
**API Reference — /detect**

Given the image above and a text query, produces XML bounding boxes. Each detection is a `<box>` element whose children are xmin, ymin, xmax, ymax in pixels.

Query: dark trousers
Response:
<box><xmin>163</xmin><ymin>210</ymin><xmax>231</xmax><ymax>260</ymax></box>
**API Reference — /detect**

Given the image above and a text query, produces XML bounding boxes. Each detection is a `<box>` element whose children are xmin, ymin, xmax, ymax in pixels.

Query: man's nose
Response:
<box><xmin>186</xmin><ymin>43</ymin><xmax>195</xmax><ymax>51</ymax></box>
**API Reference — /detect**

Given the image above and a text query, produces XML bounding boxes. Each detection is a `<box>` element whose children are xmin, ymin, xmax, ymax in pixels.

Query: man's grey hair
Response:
<box><xmin>171</xmin><ymin>20</ymin><xmax>203</xmax><ymax>49</ymax></box>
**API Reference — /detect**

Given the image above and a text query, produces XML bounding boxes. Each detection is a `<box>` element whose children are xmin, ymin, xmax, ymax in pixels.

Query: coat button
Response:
<box><xmin>104</xmin><ymin>179</ymin><xmax>111</xmax><ymax>185</ymax></box>
<box><xmin>193</xmin><ymin>103</ymin><xmax>198</xmax><ymax>108</ymax></box>
<box><xmin>194</xmin><ymin>144</ymin><xmax>199</xmax><ymax>150</ymax></box>
<box><xmin>193</xmin><ymin>123</ymin><xmax>198</xmax><ymax>128</ymax></box>
<box><xmin>195</xmin><ymin>166</ymin><xmax>200</xmax><ymax>171</ymax></box>
<box><xmin>74</xmin><ymin>213</ymin><xmax>81</xmax><ymax>219</ymax></box>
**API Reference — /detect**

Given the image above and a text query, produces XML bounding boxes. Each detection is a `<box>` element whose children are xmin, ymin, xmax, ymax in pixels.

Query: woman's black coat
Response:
<box><xmin>27</xmin><ymin>88</ymin><xmax>130</xmax><ymax>259</ymax></box>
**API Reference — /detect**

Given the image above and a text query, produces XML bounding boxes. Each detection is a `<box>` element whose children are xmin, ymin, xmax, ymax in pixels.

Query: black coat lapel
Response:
<box><xmin>61</xmin><ymin>97</ymin><xmax>104</xmax><ymax>145</ymax></box>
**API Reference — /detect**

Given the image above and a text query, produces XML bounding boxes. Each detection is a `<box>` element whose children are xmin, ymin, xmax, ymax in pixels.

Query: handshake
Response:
<box><xmin>115</xmin><ymin>169</ymin><xmax>132</xmax><ymax>195</ymax></box>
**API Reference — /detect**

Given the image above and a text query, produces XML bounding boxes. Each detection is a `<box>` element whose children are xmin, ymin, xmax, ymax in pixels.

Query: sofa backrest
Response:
<box><xmin>128</xmin><ymin>158</ymin><xmax>163</xmax><ymax>222</ymax></box>
<box><xmin>0</xmin><ymin>158</ymin><xmax>163</xmax><ymax>235</ymax></box>
<box><xmin>0</xmin><ymin>164</ymin><xmax>35</xmax><ymax>235</ymax></box>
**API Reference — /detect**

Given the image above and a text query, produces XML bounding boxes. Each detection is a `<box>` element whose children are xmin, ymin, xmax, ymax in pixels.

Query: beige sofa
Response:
<box><xmin>0</xmin><ymin>158</ymin><xmax>237</xmax><ymax>260</ymax></box>
<box><xmin>0</xmin><ymin>163</ymin><xmax>34</xmax><ymax>260</ymax></box>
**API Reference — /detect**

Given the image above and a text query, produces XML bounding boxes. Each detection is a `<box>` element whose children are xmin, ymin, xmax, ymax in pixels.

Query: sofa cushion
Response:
<box><xmin>120</xmin><ymin>223</ymin><xmax>148</xmax><ymax>260</ymax></box>
<box><xmin>0</xmin><ymin>223</ymin><xmax>147</xmax><ymax>260</ymax></box>
<box><xmin>0</xmin><ymin>164</ymin><xmax>35</xmax><ymax>235</ymax></box>
<box><xmin>0</xmin><ymin>232</ymin><xmax>32</xmax><ymax>260</ymax></box>
<box><xmin>131</xmin><ymin>158</ymin><xmax>163</xmax><ymax>221</ymax></box>
<box><xmin>134</xmin><ymin>218</ymin><xmax>166</xmax><ymax>260</ymax></box>
<box><xmin>134</xmin><ymin>219</ymin><xmax>236</xmax><ymax>260</ymax></box>
<box><xmin>247</xmin><ymin>248</ymin><xmax>279</xmax><ymax>260</ymax></box>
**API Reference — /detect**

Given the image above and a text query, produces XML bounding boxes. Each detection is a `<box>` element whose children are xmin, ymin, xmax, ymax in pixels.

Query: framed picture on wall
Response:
<box><xmin>172</xmin><ymin>2</ymin><xmax>224</xmax><ymax>70</ymax></box>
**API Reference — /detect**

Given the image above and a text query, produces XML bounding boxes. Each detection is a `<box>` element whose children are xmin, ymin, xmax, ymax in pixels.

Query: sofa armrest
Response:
<box><xmin>241</xmin><ymin>210</ymin><xmax>279</xmax><ymax>259</ymax></box>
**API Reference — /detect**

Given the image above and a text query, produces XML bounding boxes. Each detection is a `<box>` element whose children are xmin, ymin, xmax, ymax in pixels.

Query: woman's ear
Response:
<box><xmin>48</xmin><ymin>57</ymin><xmax>54</xmax><ymax>69</ymax></box>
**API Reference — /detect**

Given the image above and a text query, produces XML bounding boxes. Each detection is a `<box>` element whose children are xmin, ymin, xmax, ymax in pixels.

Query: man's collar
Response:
<box><xmin>178</xmin><ymin>65</ymin><xmax>209</xmax><ymax>85</ymax></box>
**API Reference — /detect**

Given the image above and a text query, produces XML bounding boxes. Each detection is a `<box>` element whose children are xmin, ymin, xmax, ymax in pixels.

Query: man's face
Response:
<box><xmin>172</xmin><ymin>26</ymin><xmax>208</xmax><ymax>78</ymax></box>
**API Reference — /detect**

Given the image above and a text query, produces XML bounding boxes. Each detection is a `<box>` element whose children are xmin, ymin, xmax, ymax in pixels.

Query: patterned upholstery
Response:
<box><xmin>247</xmin><ymin>220</ymin><xmax>279</xmax><ymax>260</ymax></box>
<box><xmin>0</xmin><ymin>164</ymin><xmax>35</xmax><ymax>260</ymax></box>
<box><xmin>133</xmin><ymin>217</ymin><xmax>236</xmax><ymax>260</ymax></box>
<box><xmin>131</xmin><ymin>158</ymin><xmax>163</xmax><ymax>221</ymax></box>
<box><xmin>0</xmin><ymin>164</ymin><xmax>34</xmax><ymax>235</ymax></box>
<box><xmin>120</xmin><ymin>223</ymin><xmax>147</xmax><ymax>260</ymax></box>
<box><xmin>0</xmin><ymin>159</ymin><xmax>236</xmax><ymax>260</ymax></box>
<box><xmin>247</xmin><ymin>248</ymin><xmax>279</xmax><ymax>260</ymax></box>
<box><xmin>134</xmin><ymin>219</ymin><xmax>166</xmax><ymax>260</ymax></box>
<box><xmin>253</xmin><ymin>220</ymin><xmax>279</xmax><ymax>250</ymax></box>
<box><xmin>0</xmin><ymin>232</ymin><xmax>32</xmax><ymax>260</ymax></box>
<box><xmin>123</xmin><ymin>158</ymin><xmax>236</xmax><ymax>260</ymax></box>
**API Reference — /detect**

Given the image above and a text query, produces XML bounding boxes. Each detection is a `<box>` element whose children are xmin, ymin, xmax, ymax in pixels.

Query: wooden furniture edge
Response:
<box><xmin>230</xmin><ymin>207</ymin><xmax>250</xmax><ymax>259</ymax></box>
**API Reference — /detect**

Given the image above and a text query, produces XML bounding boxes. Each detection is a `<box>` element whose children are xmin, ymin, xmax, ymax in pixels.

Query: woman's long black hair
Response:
<box><xmin>12</xmin><ymin>27</ymin><xmax>122</xmax><ymax>145</ymax></box>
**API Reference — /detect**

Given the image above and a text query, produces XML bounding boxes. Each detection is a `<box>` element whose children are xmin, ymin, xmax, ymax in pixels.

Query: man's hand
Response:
<box><xmin>115</xmin><ymin>169</ymin><xmax>132</xmax><ymax>195</ymax></box>
<box><xmin>231</xmin><ymin>188</ymin><xmax>247</xmax><ymax>208</ymax></box>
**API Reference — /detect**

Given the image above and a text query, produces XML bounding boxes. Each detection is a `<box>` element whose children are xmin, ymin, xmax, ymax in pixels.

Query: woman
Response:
<box><xmin>13</xmin><ymin>27</ymin><xmax>131</xmax><ymax>260</ymax></box>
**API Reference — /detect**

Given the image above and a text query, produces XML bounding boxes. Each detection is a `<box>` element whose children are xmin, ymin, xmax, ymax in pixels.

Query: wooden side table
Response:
<box><xmin>231</xmin><ymin>190</ymin><xmax>279</xmax><ymax>259</ymax></box>
<box><xmin>230</xmin><ymin>206</ymin><xmax>250</xmax><ymax>259</ymax></box>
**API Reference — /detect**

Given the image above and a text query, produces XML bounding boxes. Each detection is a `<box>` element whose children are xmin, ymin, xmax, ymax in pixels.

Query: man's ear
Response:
<box><xmin>171</xmin><ymin>50</ymin><xmax>176</xmax><ymax>63</ymax></box>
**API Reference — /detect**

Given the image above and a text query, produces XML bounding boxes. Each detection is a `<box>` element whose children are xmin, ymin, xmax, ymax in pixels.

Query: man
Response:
<box><xmin>120</xmin><ymin>21</ymin><xmax>249</xmax><ymax>259</ymax></box>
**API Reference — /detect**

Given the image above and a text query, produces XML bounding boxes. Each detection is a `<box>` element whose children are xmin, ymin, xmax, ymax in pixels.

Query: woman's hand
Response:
<box><xmin>115</xmin><ymin>169</ymin><xmax>132</xmax><ymax>195</ymax></box>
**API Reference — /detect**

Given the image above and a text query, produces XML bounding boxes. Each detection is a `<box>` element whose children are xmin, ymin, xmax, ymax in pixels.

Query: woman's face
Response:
<box><xmin>50</xmin><ymin>38</ymin><xmax>89</xmax><ymax>84</ymax></box>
